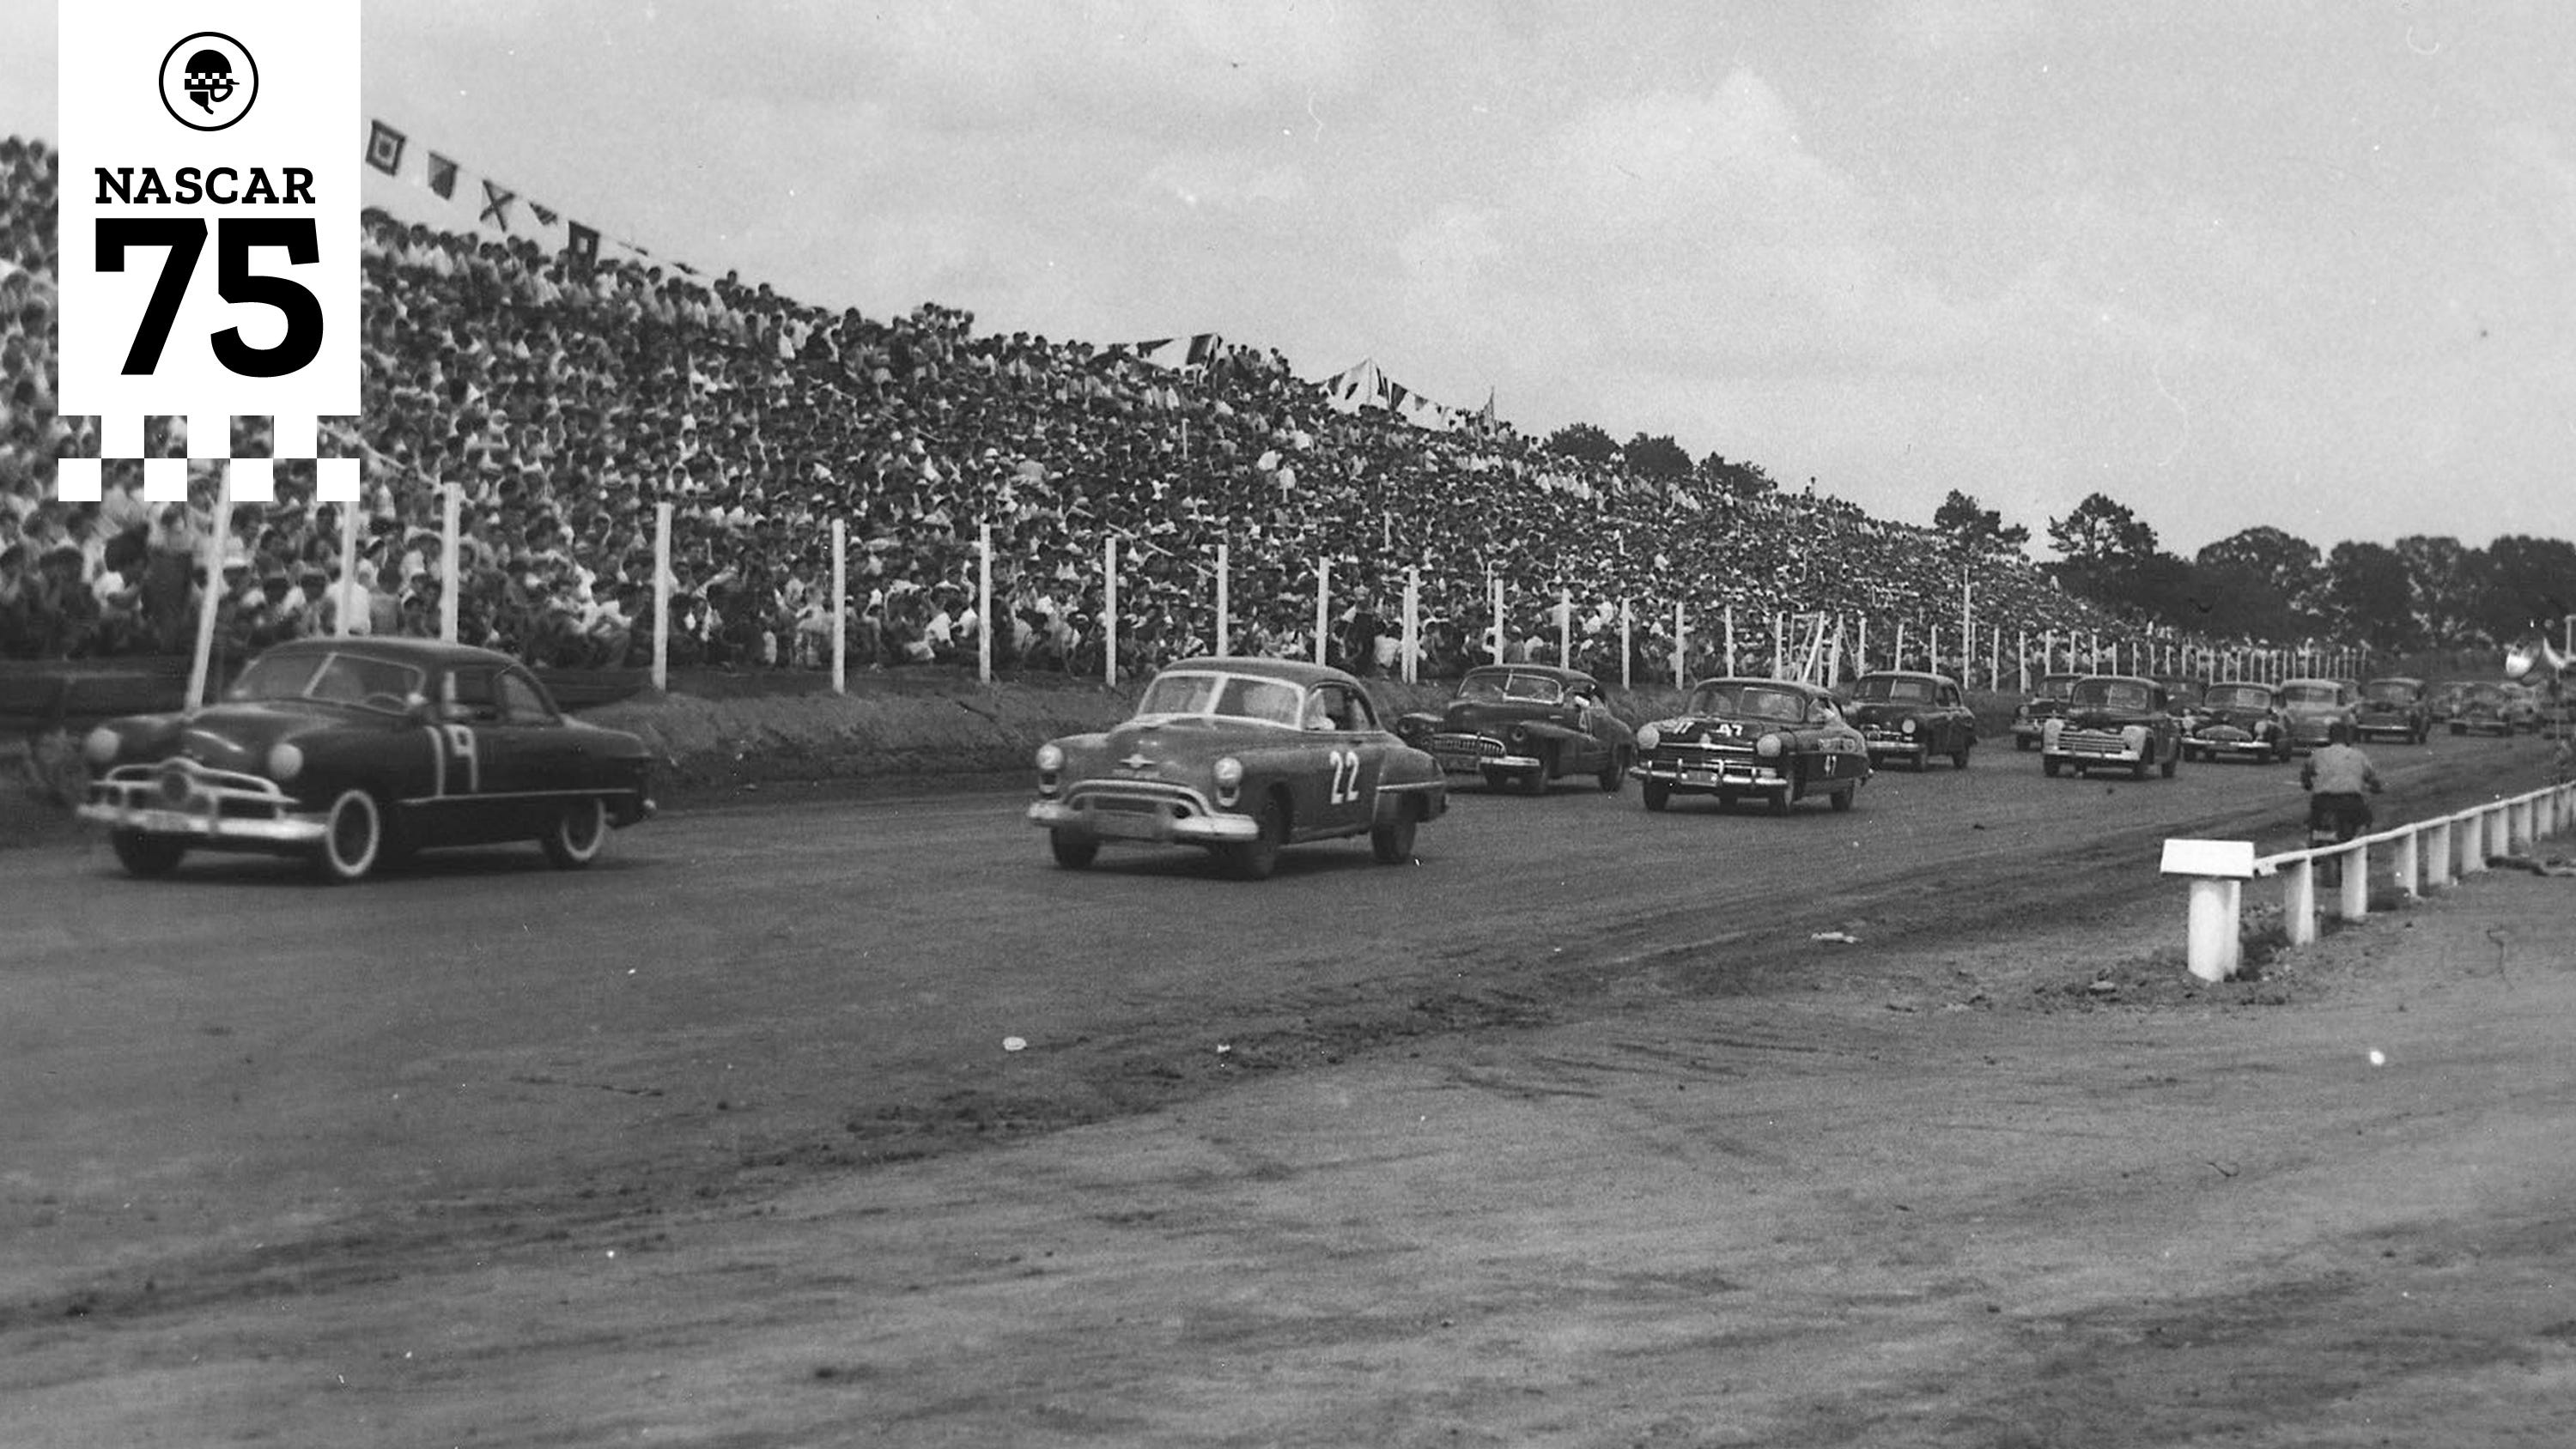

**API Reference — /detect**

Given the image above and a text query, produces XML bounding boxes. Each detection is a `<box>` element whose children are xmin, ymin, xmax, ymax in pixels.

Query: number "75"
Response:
<box><xmin>97</xmin><ymin>217</ymin><xmax>325</xmax><ymax>379</ymax></box>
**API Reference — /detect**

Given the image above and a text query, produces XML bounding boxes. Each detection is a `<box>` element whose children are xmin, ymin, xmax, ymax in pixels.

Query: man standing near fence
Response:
<box><xmin>2300</xmin><ymin>721</ymin><xmax>2382</xmax><ymax>845</ymax></box>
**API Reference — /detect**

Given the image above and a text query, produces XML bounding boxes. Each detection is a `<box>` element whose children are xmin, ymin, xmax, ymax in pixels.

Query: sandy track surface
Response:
<box><xmin>5</xmin><ymin>732</ymin><xmax>2573</xmax><ymax>1446</ymax></box>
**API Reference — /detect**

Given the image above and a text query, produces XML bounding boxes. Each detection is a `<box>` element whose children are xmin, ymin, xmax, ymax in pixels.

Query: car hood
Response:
<box><xmin>102</xmin><ymin>701</ymin><xmax>368</xmax><ymax>773</ymax></box>
<box><xmin>2191</xmin><ymin>706</ymin><xmax>2276</xmax><ymax>730</ymax></box>
<box><xmin>1845</xmin><ymin>700</ymin><xmax>1932</xmax><ymax>724</ymax></box>
<box><xmin>1436</xmin><ymin>698</ymin><xmax>1566</xmax><ymax>731</ymax></box>
<box><xmin>2063</xmin><ymin>705</ymin><xmax>2162</xmax><ymax>730</ymax></box>
<box><xmin>1072</xmin><ymin>715</ymin><xmax>1305</xmax><ymax>773</ymax></box>
<box><xmin>1647</xmin><ymin>713</ymin><xmax>1783</xmax><ymax>745</ymax></box>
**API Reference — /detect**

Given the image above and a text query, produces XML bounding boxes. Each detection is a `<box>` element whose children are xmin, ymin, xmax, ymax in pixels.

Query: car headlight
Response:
<box><xmin>1756</xmin><ymin>732</ymin><xmax>1784</xmax><ymax>759</ymax></box>
<box><xmin>1214</xmin><ymin>755</ymin><xmax>1243</xmax><ymax>805</ymax></box>
<box><xmin>1035</xmin><ymin>743</ymin><xmax>1065</xmax><ymax>773</ymax></box>
<box><xmin>1636</xmin><ymin>724</ymin><xmax>1660</xmax><ymax>752</ymax></box>
<box><xmin>1899</xmin><ymin>718</ymin><xmax>1917</xmax><ymax>737</ymax></box>
<box><xmin>83</xmin><ymin>725</ymin><xmax>119</xmax><ymax>766</ymax></box>
<box><xmin>265</xmin><ymin>741</ymin><xmax>305</xmax><ymax>782</ymax></box>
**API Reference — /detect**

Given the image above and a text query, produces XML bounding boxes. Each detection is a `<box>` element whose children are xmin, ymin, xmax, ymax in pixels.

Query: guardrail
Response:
<box><xmin>2162</xmin><ymin>779</ymin><xmax>2576</xmax><ymax>983</ymax></box>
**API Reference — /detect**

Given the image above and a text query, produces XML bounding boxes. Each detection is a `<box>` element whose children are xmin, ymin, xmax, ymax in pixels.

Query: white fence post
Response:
<box><xmin>1674</xmin><ymin>602</ymin><xmax>1686</xmax><ymax>686</ymax></box>
<box><xmin>976</xmin><ymin>521</ymin><xmax>993</xmax><ymax>684</ymax></box>
<box><xmin>2394</xmin><ymin>830</ymin><xmax>2419</xmax><ymax>901</ymax></box>
<box><xmin>440</xmin><ymin>482</ymin><xmax>462</xmax><ymax>645</ymax></box>
<box><xmin>653</xmin><ymin>502</ymin><xmax>673</xmax><ymax>692</ymax></box>
<box><xmin>1103</xmin><ymin>536</ymin><xmax>1119</xmax><ymax>687</ymax></box>
<box><xmin>2338</xmin><ymin>840</ymin><xmax>2369</xmax><ymax>920</ymax></box>
<box><xmin>1215</xmin><ymin>542</ymin><xmax>1230</xmax><ymax>659</ymax></box>
<box><xmin>2283</xmin><ymin>858</ymin><xmax>2318</xmax><ymax>945</ymax></box>
<box><xmin>831</xmin><ymin>517</ymin><xmax>847</xmax><ymax>694</ymax></box>
<box><xmin>334</xmin><ymin>496</ymin><xmax>360</xmax><ymax>638</ymax></box>
<box><xmin>1404</xmin><ymin>567</ymin><xmax>1419</xmax><ymax>685</ymax></box>
<box><xmin>1314</xmin><ymin>555</ymin><xmax>1330</xmax><ymax>666</ymax></box>
<box><xmin>1619</xmin><ymin>599</ymin><xmax>1632</xmax><ymax>691</ymax></box>
<box><xmin>2426</xmin><ymin>815</ymin><xmax>2452</xmax><ymax>889</ymax></box>
<box><xmin>185</xmin><ymin>465</ymin><xmax>235</xmax><ymax>708</ymax></box>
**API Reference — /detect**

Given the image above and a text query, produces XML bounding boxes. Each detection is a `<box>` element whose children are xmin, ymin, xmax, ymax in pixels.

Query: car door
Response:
<box><xmin>1566</xmin><ymin>684</ymin><xmax>1608</xmax><ymax>772</ymax></box>
<box><xmin>1806</xmin><ymin>694</ymin><xmax>1856</xmax><ymax>789</ymax></box>
<box><xmin>1305</xmin><ymin>682</ymin><xmax>1382</xmax><ymax>835</ymax></box>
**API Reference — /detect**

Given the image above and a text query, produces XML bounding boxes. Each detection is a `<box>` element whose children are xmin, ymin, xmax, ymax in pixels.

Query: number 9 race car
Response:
<box><xmin>1028</xmin><ymin>658</ymin><xmax>1449</xmax><ymax>879</ymax></box>
<box><xmin>77</xmin><ymin>638</ymin><xmax>655</xmax><ymax>882</ymax></box>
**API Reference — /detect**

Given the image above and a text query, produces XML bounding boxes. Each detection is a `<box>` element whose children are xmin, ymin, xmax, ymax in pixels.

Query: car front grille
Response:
<box><xmin>2053</xmin><ymin>728</ymin><xmax>2136</xmax><ymax>758</ymax></box>
<box><xmin>1429</xmin><ymin>732</ymin><xmax>1502</xmax><ymax>758</ymax></box>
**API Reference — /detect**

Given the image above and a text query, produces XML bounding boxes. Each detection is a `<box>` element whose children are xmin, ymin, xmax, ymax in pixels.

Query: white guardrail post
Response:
<box><xmin>2162</xmin><ymin>782</ymin><xmax>2575</xmax><ymax>982</ymax></box>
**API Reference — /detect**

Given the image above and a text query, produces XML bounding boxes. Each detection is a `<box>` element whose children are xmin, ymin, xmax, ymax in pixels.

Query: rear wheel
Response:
<box><xmin>1831</xmin><ymin>786</ymin><xmax>1855</xmax><ymax>812</ymax></box>
<box><xmin>1370</xmin><ymin>802</ymin><xmax>1417</xmax><ymax>864</ymax></box>
<box><xmin>540</xmin><ymin>796</ymin><xmax>608</xmax><ymax>869</ymax></box>
<box><xmin>1521</xmin><ymin>764</ymin><xmax>1549</xmax><ymax>795</ymax></box>
<box><xmin>1224</xmin><ymin>794</ymin><xmax>1285</xmax><ymax>880</ymax></box>
<box><xmin>313</xmin><ymin>789</ymin><xmax>382</xmax><ymax>884</ymax></box>
<box><xmin>2043</xmin><ymin>755</ymin><xmax>2063</xmax><ymax>778</ymax></box>
<box><xmin>110</xmin><ymin>830</ymin><xmax>186</xmax><ymax>878</ymax></box>
<box><xmin>1642</xmin><ymin>779</ymin><xmax>1671</xmax><ymax>813</ymax></box>
<box><xmin>1049</xmin><ymin>829</ymin><xmax>1098</xmax><ymax>870</ymax></box>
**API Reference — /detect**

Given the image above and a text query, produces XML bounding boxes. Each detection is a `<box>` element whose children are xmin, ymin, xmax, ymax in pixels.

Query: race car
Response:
<box><xmin>1029</xmin><ymin>657</ymin><xmax>1448</xmax><ymax>878</ymax></box>
<box><xmin>79</xmin><ymin>637</ymin><xmax>654</xmax><ymax>882</ymax></box>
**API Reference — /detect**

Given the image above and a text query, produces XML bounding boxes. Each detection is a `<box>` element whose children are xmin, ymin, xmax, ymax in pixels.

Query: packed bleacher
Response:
<box><xmin>2</xmin><ymin>131</ymin><xmax>2129</xmax><ymax>686</ymax></box>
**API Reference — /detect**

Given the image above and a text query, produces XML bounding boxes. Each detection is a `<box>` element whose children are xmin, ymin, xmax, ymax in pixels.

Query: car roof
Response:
<box><xmin>253</xmin><ymin>637</ymin><xmax>523</xmax><ymax>671</ymax></box>
<box><xmin>1156</xmin><ymin>656</ymin><xmax>1368</xmax><ymax>690</ymax></box>
<box><xmin>1688</xmin><ymin>676</ymin><xmax>1836</xmax><ymax>698</ymax></box>
<box><xmin>1461</xmin><ymin>663</ymin><xmax>1601</xmax><ymax>687</ymax></box>
<box><xmin>2075</xmin><ymin>674</ymin><xmax>2158</xmax><ymax>686</ymax></box>
<box><xmin>1855</xmin><ymin>669</ymin><xmax>1956</xmax><ymax>686</ymax></box>
<box><xmin>2278</xmin><ymin>676</ymin><xmax>2345</xmax><ymax>687</ymax></box>
<box><xmin>2363</xmin><ymin>676</ymin><xmax>2425</xmax><ymax>686</ymax></box>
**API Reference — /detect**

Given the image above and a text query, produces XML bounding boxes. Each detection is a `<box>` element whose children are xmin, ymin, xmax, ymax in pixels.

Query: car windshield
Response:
<box><xmin>2466</xmin><ymin>683</ymin><xmax>2506</xmax><ymax>703</ymax></box>
<box><xmin>2071</xmin><ymin>679</ymin><xmax>2152</xmax><ymax>710</ymax></box>
<box><xmin>2205</xmin><ymin>685</ymin><xmax>2272</xmax><ymax>710</ymax></box>
<box><xmin>225</xmin><ymin>651</ymin><xmax>426</xmax><ymax>713</ymax></box>
<box><xmin>1457</xmin><ymin>670</ymin><xmax>1564</xmax><ymax>706</ymax></box>
<box><xmin>2362</xmin><ymin>681</ymin><xmax>2418</xmax><ymax>703</ymax></box>
<box><xmin>1851</xmin><ymin>676</ymin><xmax>1933</xmax><ymax>703</ymax></box>
<box><xmin>2036</xmin><ymin>676</ymin><xmax>2080</xmax><ymax>700</ymax></box>
<box><xmin>1133</xmin><ymin>670</ymin><xmax>1303</xmax><ymax>728</ymax></box>
<box><xmin>1687</xmin><ymin>682</ymin><xmax>1809</xmax><ymax>722</ymax></box>
<box><xmin>2278</xmin><ymin>684</ymin><xmax>2341</xmax><ymax>706</ymax></box>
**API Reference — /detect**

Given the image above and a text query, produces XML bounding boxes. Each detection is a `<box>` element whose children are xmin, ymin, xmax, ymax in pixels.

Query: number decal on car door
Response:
<box><xmin>441</xmin><ymin>724</ymin><xmax>480</xmax><ymax>794</ymax></box>
<box><xmin>1327</xmin><ymin>749</ymin><xmax>1361</xmax><ymax>804</ymax></box>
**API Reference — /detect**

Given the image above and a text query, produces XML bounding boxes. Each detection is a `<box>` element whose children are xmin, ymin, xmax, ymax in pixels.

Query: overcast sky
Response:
<box><xmin>8</xmin><ymin>2</ymin><xmax>2573</xmax><ymax>557</ymax></box>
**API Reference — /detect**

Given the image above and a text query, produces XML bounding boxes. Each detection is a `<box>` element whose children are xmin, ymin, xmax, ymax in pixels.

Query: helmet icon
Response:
<box><xmin>184</xmin><ymin>50</ymin><xmax>236</xmax><ymax>114</ymax></box>
<box><xmin>159</xmin><ymin>32</ymin><xmax>258</xmax><ymax>131</ymax></box>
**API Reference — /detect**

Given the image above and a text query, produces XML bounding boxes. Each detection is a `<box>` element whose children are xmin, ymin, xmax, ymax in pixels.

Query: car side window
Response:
<box><xmin>1341</xmin><ymin>689</ymin><xmax>1379</xmax><ymax>732</ymax></box>
<box><xmin>496</xmin><ymin>670</ymin><xmax>559</xmax><ymax>726</ymax></box>
<box><xmin>443</xmin><ymin>668</ymin><xmax>501</xmax><ymax>724</ymax></box>
<box><xmin>1302</xmin><ymin>688</ymin><xmax>1336</xmax><ymax>732</ymax></box>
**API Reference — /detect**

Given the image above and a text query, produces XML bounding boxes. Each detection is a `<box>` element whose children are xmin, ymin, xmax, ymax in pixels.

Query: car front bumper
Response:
<box><xmin>1028</xmin><ymin>796</ymin><xmax>1261</xmax><ymax>845</ymax></box>
<box><xmin>81</xmin><ymin>774</ymin><xmax>328</xmax><ymax>848</ymax></box>
<box><xmin>1631</xmin><ymin>756</ymin><xmax>1789</xmax><ymax>793</ymax></box>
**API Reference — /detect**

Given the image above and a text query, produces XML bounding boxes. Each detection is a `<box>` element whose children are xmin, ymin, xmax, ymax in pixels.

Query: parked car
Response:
<box><xmin>2275</xmin><ymin>677</ymin><xmax>2358</xmax><ymax>753</ymax></box>
<box><xmin>2182</xmin><ymin>680</ymin><xmax>2292</xmax><ymax>763</ymax></box>
<box><xmin>78</xmin><ymin>638</ymin><xmax>655</xmax><ymax>882</ymax></box>
<box><xmin>2040</xmin><ymin>675</ymin><xmax>2184</xmax><ymax>779</ymax></box>
<box><xmin>1631</xmin><ymin>676</ymin><xmax>1869</xmax><ymax>814</ymax></box>
<box><xmin>1394</xmin><ymin>663</ymin><xmax>1634</xmax><ymax>794</ymax></box>
<box><xmin>2351</xmin><ymin>676</ymin><xmax>2432</xmax><ymax>744</ymax></box>
<box><xmin>2426</xmin><ymin>680</ymin><xmax>2470</xmax><ymax>723</ymax></box>
<box><xmin>2451</xmin><ymin>681</ymin><xmax>2517</xmax><ymax>737</ymax></box>
<box><xmin>2009</xmin><ymin>673</ymin><xmax>2084</xmax><ymax>750</ymax></box>
<box><xmin>1840</xmin><ymin>670</ymin><xmax>1977</xmax><ymax>770</ymax></box>
<box><xmin>1027</xmin><ymin>658</ymin><xmax>1447</xmax><ymax>878</ymax></box>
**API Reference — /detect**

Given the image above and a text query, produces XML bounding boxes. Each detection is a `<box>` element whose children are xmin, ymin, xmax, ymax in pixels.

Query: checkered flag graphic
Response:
<box><xmin>52</xmin><ymin>413</ymin><xmax>360</xmax><ymax>505</ymax></box>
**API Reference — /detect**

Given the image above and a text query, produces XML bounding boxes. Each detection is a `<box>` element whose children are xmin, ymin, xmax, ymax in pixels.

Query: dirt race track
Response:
<box><xmin>7</xmin><ymin>731</ymin><xmax>2576</xmax><ymax>1446</ymax></box>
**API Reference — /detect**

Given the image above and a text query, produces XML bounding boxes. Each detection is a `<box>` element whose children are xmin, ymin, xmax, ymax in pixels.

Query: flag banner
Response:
<box><xmin>367</xmin><ymin>118</ymin><xmax>407</xmax><ymax>175</ymax></box>
<box><xmin>479</xmin><ymin>179</ymin><xmax>515</xmax><ymax>229</ymax></box>
<box><xmin>529</xmin><ymin>201</ymin><xmax>557</xmax><ymax>227</ymax></box>
<box><xmin>427</xmin><ymin>152</ymin><xmax>458</xmax><ymax>198</ymax></box>
<box><xmin>566</xmin><ymin>221</ymin><xmax>600</xmax><ymax>264</ymax></box>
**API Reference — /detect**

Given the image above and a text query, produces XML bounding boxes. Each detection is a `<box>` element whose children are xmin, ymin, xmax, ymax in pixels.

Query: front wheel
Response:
<box><xmin>1370</xmin><ymin>803</ymin><xmax>1417</xmax><ymax>864</ymax></box>
<box><xmin>1831</xmin><ymin>786</ymin><xmax>1855</xmax><ymax>812</ymax></box>
<box><xmin>2015</xmin><ymin>735</ymin><xmax>2035</xmax><ymax>752</ymax></box>
<box><xmin>1597</xmin><ymin>749</ymin><xmax>1629</xmax><ymax>793</ymax></box>
<box><xmin>110</xmin><ymin>830</ymin><xmax>187</xmax><ymax>878</ymax></box>
<box><xmin>541</xmin><ymin>795</ymin><xmax>609</xmax><ymax>869</ymax></box>
<box><xmin>2043</xmin><ymin>755</ymin><xmax>2063</xmax><ymax>778</ymax></box>
<box><xmin>2160</xmin><ymin>747</ymin><xmax>2178</xmax><ymax>779</ymax></box>
<box><xmin>1049</xmin><ymin>829</ymin><xmax>1098</xmax><ymax>870</ymax></box>
<box><xmin>1641</xmin><ymin>778</ymin><xmax>1671</xmax><ymax>813</ymax></box>
<box><xmin>1224</xmin><ymin>794</ymin><xmax>1285</xmax><ymax>880</ymax></box>
<box><xmin>1951</xmin><ymin>741</ymin><xmax>1971</xmax><ymax>770</ymax></box>
<box><xmin>313</xmin><ymin>788</ymin><xmax>383</xmax><ymax>884</ymax></box>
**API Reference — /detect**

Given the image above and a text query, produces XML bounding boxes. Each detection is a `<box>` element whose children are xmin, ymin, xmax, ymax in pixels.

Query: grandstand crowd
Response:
<box><xmin>1</xmin><ymin>131</ymin><xmax>2128</xmax><ymax>686</ymax></box>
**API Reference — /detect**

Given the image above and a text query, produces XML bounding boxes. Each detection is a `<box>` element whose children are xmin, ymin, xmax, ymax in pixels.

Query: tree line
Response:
<box><xmin>1540</xmin><ymin>424</ymin><xmax>2571</xmax><ymax>652</ymax></box>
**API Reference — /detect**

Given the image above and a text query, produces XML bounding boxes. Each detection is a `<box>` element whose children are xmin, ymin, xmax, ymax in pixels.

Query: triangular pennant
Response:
<box><xmin>366</xmin><ymin>119</ymin><xmax>407</xmax><ymax>175</ymax></box>
<box><xmin>479</xmin><ymin>179</ymin><xmax>516</xmax><ymax>230</ymax></box>
<box><xmin>427</xmin><ymin>152</ymin><xmax>458</xmax><ymax>199</ymax></box>
<box><xmin>529</xmin><ymin>201</ymin><xmax>558</xmax><ymax>227</ymax></box>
